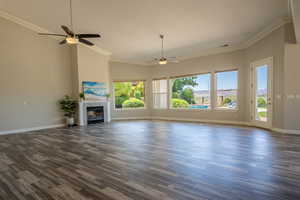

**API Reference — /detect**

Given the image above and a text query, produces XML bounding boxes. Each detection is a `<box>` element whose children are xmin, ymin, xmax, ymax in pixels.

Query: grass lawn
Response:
<box><xmin>259</xmin><ymin>111</ymin><xmax>267</xmax><ymax>118</ymax></box>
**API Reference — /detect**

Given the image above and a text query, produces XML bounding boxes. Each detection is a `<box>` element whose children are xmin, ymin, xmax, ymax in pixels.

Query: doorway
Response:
<box><xmin>250</xmin><ymin>57</ymin><xmax>273</xmax><ymax>128</ymax></box>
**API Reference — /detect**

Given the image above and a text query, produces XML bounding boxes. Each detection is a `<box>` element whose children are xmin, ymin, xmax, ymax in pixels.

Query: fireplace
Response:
<box><xmin>79</xmin><ymin>101</ymin><xmax>111</xmax><ymax>126</ymax></box>
<box><xmin>87</xmin><ymin>106</ymin><xmax>104</xmax><ymax>124</ymax></box>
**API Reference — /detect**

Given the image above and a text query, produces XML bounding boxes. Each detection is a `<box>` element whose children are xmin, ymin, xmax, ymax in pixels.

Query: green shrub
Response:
<box><xmin>257</xmin><ymin>97</ymin><xmax>267</xmax><ymax>108</ymax></box>
<box><xmin>122</xmin><ymin>98</ymin><xmax>145</xmax><ymax>108</ymax></box>
<box><xmin>172</xmin><ymin>92</ymin><xmax>180</xmax><ymax>98</ymax></box>
<box><xmin>224</xmin><ymin>98</ymin><xmax>232</xmax><ymax>104</ymax></box>
<box><xmin>115</xmin><ymin>95</ymin><xmax>129</xmax><ymax>108</ymax></box>
<box><xmin>171</xmin><ymin>98</ymin><xmax>189</xmax><ymax>108</ymax></box>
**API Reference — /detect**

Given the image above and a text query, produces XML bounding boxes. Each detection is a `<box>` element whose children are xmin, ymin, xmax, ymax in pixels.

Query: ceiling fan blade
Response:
<box><xmin>167</xmin><ymin>57</ymin><xmax>179</xmax><ymax>63</ymax></box>
<box><xmin>79</xmin><ymin>38</ymin><xmax>94</xmax><ymax>46</ymax></box>
<box><xmin>76</xmin><ymin>34</ymin><xmax>101</xmax><ymax>38</ymax></box>
<box><xmin>38</xmin><ymin>33</ymin><xmax>67</xmax><ymax>37</ymax></box>
<box><xmin>61</xmin><ymin>25</ymin><xmax>74</xmax><ymax>36</ymax></box>
<box><xmin>59</xmin><ymin>39</ymin><xmax>67</xmax><ymax>45</ymax></box>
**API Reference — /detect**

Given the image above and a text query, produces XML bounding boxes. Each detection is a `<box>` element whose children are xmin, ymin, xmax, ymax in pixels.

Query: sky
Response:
<box><xmin>216</xmin><ymin>71</ymin><xmax>238</xmax><ymax>90</ymax></box>
<box><xmin>182</xmin><ymin>67</ymin><xmax>267</xmax><ymax>91</ymax></box>
<box><xmin>256</xmin><ymin>65</ymin><xmax>268</xmax><ymax>90</ymax></box>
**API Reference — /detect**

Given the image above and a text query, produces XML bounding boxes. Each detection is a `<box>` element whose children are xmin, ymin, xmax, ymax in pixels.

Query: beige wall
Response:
<box><xmin>0</xmin><ymin>17</ymin><xmax>73</xmax><ymax>132</ymax></box>
<box><xmin>283</xmin><ymin>44</ymin><xmax>300</xmax><ymax>130</ymax></box>
<box><xmin>109</xmin><ymin>62</ymin><xmax>152</xmax><ymax>119</ymax></box>
<box><xmin>76</xmin><ymin>45</ymin><xmax>110</xmax><ymax>95</ymax></box>
<box><xmin>245</xmin><ymin>27</ymin><xmax>285</xmax><ymax>129</ymax></box>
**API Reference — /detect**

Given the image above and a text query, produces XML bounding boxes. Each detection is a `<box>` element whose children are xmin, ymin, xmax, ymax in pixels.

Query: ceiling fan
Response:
<box><xmin>153</xmin><ymin>34</ymin><xmax>179</xmax><ymax>65</ymax></box>
<box><xmin>38</xmin><ymin>0</ymin><xmax>101</xmax><ymax>46</ymax></box>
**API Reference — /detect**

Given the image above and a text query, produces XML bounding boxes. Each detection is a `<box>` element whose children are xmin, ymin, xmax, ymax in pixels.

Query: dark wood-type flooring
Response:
<box><xmin>0</xmin><ymin>120</ymin><xmax>300</xmax><ymax>200</ymax></box>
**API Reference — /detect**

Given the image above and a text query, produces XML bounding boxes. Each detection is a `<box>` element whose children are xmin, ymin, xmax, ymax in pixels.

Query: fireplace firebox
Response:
<box><xmin>86</xmin><ymin>106</ymin><xmax>104</xmax><ymax>124</ymax></box>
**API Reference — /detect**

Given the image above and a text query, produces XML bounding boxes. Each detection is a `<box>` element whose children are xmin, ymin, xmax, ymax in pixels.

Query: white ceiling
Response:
<box><xmin>0</xmin><ymin>0</ymin><xmax>288</xmax><ymax>64</ymax></box>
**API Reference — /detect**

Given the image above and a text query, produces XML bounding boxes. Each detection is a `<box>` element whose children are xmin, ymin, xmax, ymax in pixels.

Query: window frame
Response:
<box><xmin>152</xmin><ymin>78</ymin><xmax>169</xmax><ymax>110</ymax></box>
<box><xmin>168</xmin><ymin>72</ymin><xmax>212</xmax><ymax>111</ymax></box>
<box><xmin>112</xmin><ymin>80</ymin><xmax>147</xmax><ymax>111</ymax></box>
<box><xmin>214</xmin><ymin>69</ymin><xmax>239</xmax><ymax>111</ymax></box>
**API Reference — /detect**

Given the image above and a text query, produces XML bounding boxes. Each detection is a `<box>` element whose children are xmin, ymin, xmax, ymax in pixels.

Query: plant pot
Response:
<box><xmin>66</xmin><ymin>117</ymin><xmax>75</xmax><ymax>127</ymax></box>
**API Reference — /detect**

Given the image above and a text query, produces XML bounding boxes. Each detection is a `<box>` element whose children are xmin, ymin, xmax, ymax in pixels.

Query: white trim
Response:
<box><xmin>214</xmin><ymin>69</ymin><xmax>239</xmax><ymax>111</ymax></box>
<box><xmin>272</xmin><ymin>128</ymin><xmax>300</xmax><ymax>135</ymax></box>
<box><xmin>250</xmin><ymin>57</ymin><xmax>273</xmax><ymax>129</ymax></box>
<box><xmin>0</xmin><ymin>124</ymin><xmax>65</xmax><ymax>136</ymax></box>
<box><xmin>242</xmin><ymin>18</ymin><xmax>291</xmax><ymax>49</ymax></box>
<box><xmin>112</xmin><ymin>117</ymin><xmax>151</xmax><ymax>121</ymax></box>
<box><xmin>151</xmin><ymin>117</ymin><xmax>248</xmax><ymax>126</ymax></box>
<box><xmin>114</xmin><ymin>107</ymin><xmax>148</xmax><ymax>111</ymax></box>
<box><xmin>0</xmin><ymin>10</ymin><xmax>112</xmax><ymax>56</ymax></box>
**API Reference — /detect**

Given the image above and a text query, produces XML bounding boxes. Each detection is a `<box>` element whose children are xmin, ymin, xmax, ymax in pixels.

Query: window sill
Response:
<box><xmin>213</xmin><ymin>108</ymin><xmax>239</xmax><ymax>112</ymax></box>
<box><xmin>169</xmin><ymin>108</ymin><xmax>212</xmax><ymax>112</ymax></box>
<box><xmin>114</xmin><ymin>107</ymin><xmax>148</xmax><ymax>111</ymax></box>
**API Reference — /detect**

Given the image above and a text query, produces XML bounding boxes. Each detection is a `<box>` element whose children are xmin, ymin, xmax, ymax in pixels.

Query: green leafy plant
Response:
<box><xmin>180</xmin><ymin>88</ymin><xmax>196</xmax><ymax>104</ymax></box>
<box><xmin>105</xmin><ymin>93</ymin><xmax>111</xmax><ymax>98</ymax></box>
<box><xmin>257</xmin><ymin>97</ymin><xmax>267</xmax><ymax>108</ymax></box>
<box><xmin>171</xmin><ymin>98</ymin><xmax>189</xmax><ymax>108</ymax></box>
<box><xmin>58</xmin><ymin>95</ymin><xmax>77</xmax><ymax>117</ymax></box>
<box><xmin>223</xmin><ymin>97</ymin><xmax>232</xmax><ymax>104</ymax></box>
<box><xmin>122</xmin><ymin>98</ymin><xmax>145</xmax><ymax>108</ymax></box>
<box><xmin>114</xmin><ymin>81</ymin><xmax>145</xmax><ymax>108</ymax></box>
<box><xmin>79</xmin><ymin>92</ymin><xmax>85</xmax><ymax>100</ymax></box>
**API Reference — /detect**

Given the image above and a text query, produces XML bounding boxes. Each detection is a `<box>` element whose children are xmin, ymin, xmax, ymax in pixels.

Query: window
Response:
<box><xmin>113</xmin><ymin>81</ymin><xmax>145</xmax><ymax>109</ymax></box>
<box><xmin>170</xmin><ymin>73</ymin><xmax>211</xmax><ymax>109</ymax></box>
<box><xmin>152</xmin><ymin>79</ymin><xmax>168</xmax><ymax>109</ymax></box>
<box><xmin>215</xmin><ymin>70</ymin><xmax>238</xmax><ymax>109</ymax></box>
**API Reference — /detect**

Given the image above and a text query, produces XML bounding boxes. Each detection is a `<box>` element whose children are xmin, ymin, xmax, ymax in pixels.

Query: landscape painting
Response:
<box><xmin>82</xmin><ymin>81</ymin><xmax>107</xmax><ymax>100</ymax></box>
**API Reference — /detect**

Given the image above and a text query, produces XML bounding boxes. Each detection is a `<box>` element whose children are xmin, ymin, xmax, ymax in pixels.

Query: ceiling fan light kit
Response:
<box><xmin>159</xmin><ymin>58</ymin><xmax>168</xmax><ymax>65</ymax></box>
<box><xmin>66</xmin><ymin>37</ymin><xmax>79</xmax><ymax>44</ymax></box>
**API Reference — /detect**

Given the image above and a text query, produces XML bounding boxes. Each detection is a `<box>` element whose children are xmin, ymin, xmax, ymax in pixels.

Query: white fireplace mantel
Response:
<box><xmin>79</xmin><ymin>100</ymin><xmax>111</xmax><ymax>126</ymax></box>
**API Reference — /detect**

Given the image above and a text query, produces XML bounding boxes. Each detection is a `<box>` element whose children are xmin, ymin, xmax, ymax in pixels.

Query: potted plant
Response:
<box><xmin>58</xmin><ymin>95</ymin><xmax>77</xmax><ymax>127</ymax></box>
<box><xmin>79</xmin><ymin>92</ymin><xmax>85</xmax><ymax>101</ymax></box>
<box><xmin>105</xmin><ymin>93</ymin><xmax>111</xmax><ymax>101</ymax></box>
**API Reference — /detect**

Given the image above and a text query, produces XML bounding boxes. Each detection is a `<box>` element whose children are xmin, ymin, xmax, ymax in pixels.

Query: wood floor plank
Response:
<box><xmin>0</xmin><ymin>120</ymin><xmax>300</xmax><ymax>199</ymax></box>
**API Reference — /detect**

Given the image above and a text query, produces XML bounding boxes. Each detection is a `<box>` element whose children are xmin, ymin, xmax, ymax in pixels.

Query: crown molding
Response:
<box><xmin>241</xmin><ymin>17</ymin><xmax>291</xmax><ymax>49</ymax></box>
<box><xmin>0</xmin><ymin>10</ymin><xmax>112</xmax><ymax>56</ymax></box>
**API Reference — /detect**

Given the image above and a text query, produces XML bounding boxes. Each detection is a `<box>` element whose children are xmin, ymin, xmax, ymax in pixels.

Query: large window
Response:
<box><xmin>113</xmin><ymin>81</ymin><xmax>145</xmax><ymax>109</ymax></box>
<box><xmin>170</xmin><ymin>73</ymin><xmax>211</xmax><ymax>109</ymax></box>
<box><xmin>152</xmin><ymin>79</ymin><xmax>168</xmax><ymax>109</ymax></box>
<box><xmin>216</xmin><ymin>70</ymin><xmax>238</xmax><ymax>109</ymax></box>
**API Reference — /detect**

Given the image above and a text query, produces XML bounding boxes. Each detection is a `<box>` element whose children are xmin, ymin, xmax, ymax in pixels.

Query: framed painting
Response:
<box><xmin>82</xmin><ymin>81</ymin><xmax>107</xmax><ymax>100</ymax></box>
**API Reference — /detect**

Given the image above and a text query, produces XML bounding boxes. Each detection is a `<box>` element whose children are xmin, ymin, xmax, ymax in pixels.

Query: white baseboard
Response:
<box><xmin>112</xmin><ymin>117</ymin><xmax>152</xmax><ymax>121</ymax></box>
<box><xmin>271</xmin><ymin>128</ymin><xmax>300</xmax><ymax>135</ymax></box>
<box><xmin>0</xmin><ymin>124</ymin><xmax>65</xmax><ymax>135</ymax></box>
<box><xmin>151</xmin><ymin>117</ymin><xmax>249</xmax><ymax>126</ymax></box>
